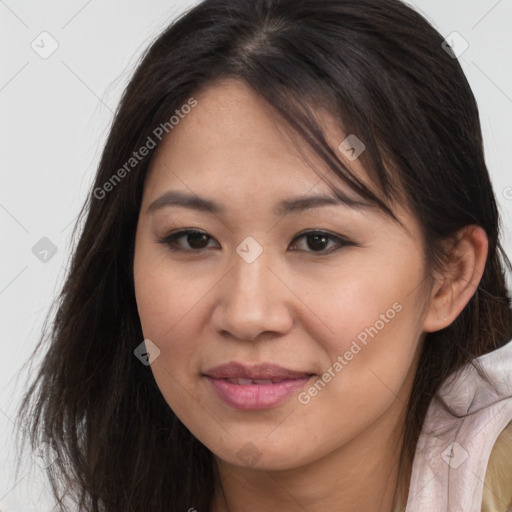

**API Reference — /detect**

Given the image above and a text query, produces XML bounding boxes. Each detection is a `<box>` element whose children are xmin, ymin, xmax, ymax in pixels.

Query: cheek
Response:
<box><xmin>297</xmin><ymin>253</ymin><xmax>426</xmax><ymax>427</ymax></box>
<box><xmin>134</xmin><ymin>273</ymin><xmax>204</xmax><ymax>357</ymax></box>
<box><xmin>133</xmin><ymin>259</ymin><xmax>205</xmax><ymax>421</ymax></box>
<box><xmin>133</xmin><ymin>232</ymin><xmax>210</xmax><ymax>342</ymax></box>
<box><xmin>133</xmin><ymin>238</ymin><xmax>200</xmax><ymax>380</ymax></box>
<box><xmin>298</xmin><ymin>249</ymin><xmax>424</xmax><ymax>354</ymax></box>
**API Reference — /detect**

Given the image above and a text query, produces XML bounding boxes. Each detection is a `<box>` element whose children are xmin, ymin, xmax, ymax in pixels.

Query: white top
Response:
<box><xmin>405</xmin><ymin>337</ymin><xmax>512</xmax><ymax>512</ymax></box>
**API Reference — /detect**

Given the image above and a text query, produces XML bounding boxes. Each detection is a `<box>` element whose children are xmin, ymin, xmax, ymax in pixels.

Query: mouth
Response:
<box><xmin>203</xmin><ymin>361</ymin><xmax>314</xmax><ymax>380</ymax></box>
<box><xmin>221</xmin><ymin>377</ymin><xmax>308</xmax><ymax>385</ymax></box>
<box><xmin>203</xmin><ymin>362</ymin><xmax>316</xmax><ymax>410</ymax></box>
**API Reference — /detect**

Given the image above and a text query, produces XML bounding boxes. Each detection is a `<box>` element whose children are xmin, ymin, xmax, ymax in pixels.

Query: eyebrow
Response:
<box><xmin>146</xmin><ymin>190</ymin><xmax>374</xmax><ymax>217</ymax></box>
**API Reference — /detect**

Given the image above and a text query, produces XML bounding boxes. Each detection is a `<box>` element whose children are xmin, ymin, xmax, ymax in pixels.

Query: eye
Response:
<box><xmin>158</xmin><ymin>229</ymin><xmax>353</xmax><ymax>255</ymax></box>
<box><xmin>289</xmin><ymin>230</ymin><xmax>352</xmax><ymax>255</ymax></box>
<box><xmin>158</xmin><ymin>229</ymin><xmax>218</xmax><ymax>252</ymax></box>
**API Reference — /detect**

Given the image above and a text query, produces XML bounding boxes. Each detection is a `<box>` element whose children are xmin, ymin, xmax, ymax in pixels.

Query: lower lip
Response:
<box><xmin>206</xmin><ymin>376</ymin><xmax>313</xmax><ymax>410</ymax></box>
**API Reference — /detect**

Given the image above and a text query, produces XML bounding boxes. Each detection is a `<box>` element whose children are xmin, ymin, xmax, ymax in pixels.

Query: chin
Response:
<box><xmin>210</xmin><ymin>437</ymin><xmax>313</xmax><ymax>472</ymax></box>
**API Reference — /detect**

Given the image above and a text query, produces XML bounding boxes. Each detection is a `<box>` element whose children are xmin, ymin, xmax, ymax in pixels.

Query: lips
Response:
<box><xmin>225</xmin><ymin>378</ymin><xmax>277</xmax><ymax>385</ymax></box>
<box><xmin>204</xmin><ymin>361</ymin><xmax>314</xmax><ymax>381</ymax></box>
<box><xmin>203</xmin><ymin>362</ymin><xmax>316</xmax><ymax>410</ymax></box>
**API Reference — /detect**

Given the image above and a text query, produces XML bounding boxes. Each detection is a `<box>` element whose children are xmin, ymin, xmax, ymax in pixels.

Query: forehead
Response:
<box><xmin>144</xmin><ymin>78</ymin><xmax>374</xmax><ymax>202</ymax></box>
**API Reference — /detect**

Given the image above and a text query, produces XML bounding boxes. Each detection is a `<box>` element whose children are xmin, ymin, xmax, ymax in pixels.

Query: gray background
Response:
<box><xmin>1</xmin><ymin>1</ymin><xmax>511</xmax><ymax>509</ymax></box>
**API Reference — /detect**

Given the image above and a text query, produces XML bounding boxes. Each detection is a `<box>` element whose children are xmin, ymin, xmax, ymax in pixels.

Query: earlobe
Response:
<box><xmin>422</xmin><ymin>226</ymin><xmax>488</xmax><ymax>333</ymax></box>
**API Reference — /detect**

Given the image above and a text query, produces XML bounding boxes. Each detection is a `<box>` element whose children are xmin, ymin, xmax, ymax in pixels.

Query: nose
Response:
<box><xmin>211</xmin><ymin>241</ymin><xmax>294</xmax><ymax>342</ymax></box>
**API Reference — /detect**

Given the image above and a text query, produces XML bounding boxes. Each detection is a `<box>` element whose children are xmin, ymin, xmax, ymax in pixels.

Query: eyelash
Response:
<box><xmin>157</xmin><ymin>229</ymin><xmax>354</xmax><ymax>256</ymax></box>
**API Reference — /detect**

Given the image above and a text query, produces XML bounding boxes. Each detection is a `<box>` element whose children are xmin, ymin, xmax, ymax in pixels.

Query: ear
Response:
<box><xmin>423</xmin><ymin>225</ymin><xmax>488</xmax><ymax>333</ymax></box>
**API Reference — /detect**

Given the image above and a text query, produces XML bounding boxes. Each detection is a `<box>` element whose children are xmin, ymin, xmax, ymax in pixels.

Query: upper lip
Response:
<box><xmin>203</xmin><ymin>362</ymin><xmax>315</xmax><ymax>380</ymax></box>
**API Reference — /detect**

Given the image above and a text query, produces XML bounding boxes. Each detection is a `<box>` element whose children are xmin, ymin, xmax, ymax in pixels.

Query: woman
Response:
<box><xmin>16</xmin><ymin>0</ymin><xmax>512</xmax><ymax>510</ymax></box>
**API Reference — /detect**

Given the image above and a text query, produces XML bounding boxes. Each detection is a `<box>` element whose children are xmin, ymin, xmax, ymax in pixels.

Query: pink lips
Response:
<box><xmin>203</xmin><ymin>362</ymin><xmax>315</xmax><ymax>410</ymax></box>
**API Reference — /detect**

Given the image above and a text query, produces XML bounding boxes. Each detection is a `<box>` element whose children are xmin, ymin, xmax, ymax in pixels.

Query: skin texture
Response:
<box><xmin>133</xmin><ymin>78</ymin><xmax>488</xmax><ymax>512</ymax></box>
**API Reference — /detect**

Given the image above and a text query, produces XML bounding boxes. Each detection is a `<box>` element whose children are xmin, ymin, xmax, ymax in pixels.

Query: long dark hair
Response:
<box><xmin>16</xmin><ymin>0</ymin><xmax>512</xmax><ymax>510</ymax></box>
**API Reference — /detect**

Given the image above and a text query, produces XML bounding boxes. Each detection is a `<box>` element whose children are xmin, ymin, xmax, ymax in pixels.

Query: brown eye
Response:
<box><xmin>289</xmin><ymin>230</ymin><xmax>353</xmax><ymax>255</ymax></box>
<box><xmin>159</xmin><ymin>230</ymin><xmax>217</xmax><ymax>252</ymax></box>
<box><xmin>184</xmin><ymin>232</ymin><xmax>210</xmax><ymax>249</ymax></box>
<box><xmin>305</xmin><ymin>233</ymin><xmax>330</xmax><ymax>251</ymax></box>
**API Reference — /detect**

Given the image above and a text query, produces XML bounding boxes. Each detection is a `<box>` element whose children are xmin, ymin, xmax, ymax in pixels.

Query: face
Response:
<box><xmin>133</xmin><ymin>78</ymin><xmax>432</xmax><ymax>472</ymax></box>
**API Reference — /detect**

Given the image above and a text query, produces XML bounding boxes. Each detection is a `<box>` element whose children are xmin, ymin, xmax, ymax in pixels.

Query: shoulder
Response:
<box><xmin>406</xmin><ymin>339</ymin><xmax>512</xmax><ymax>512</ymax></box>
<box><xmin>483</xmin><ymin>420</ymin><xmax>512</xmax><ymax>512</ymax></box>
